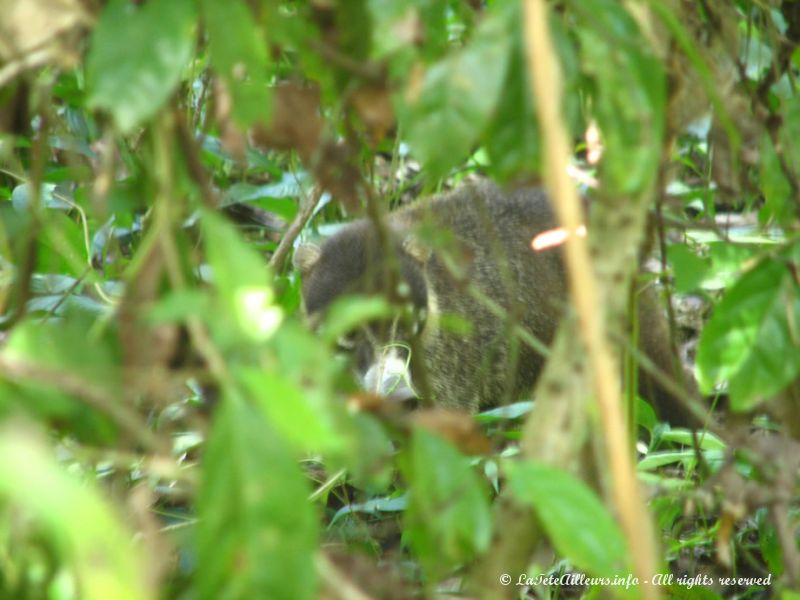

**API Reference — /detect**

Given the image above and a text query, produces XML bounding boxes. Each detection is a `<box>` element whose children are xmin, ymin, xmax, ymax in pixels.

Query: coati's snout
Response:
<box><xmin>334</xmin><ymin>318</ymin><xmax>421</xmax><ymax>403</ymax></box>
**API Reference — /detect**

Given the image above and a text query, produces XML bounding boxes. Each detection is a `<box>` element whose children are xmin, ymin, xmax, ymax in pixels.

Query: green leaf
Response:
<box><xmin>200</xmin><ymin>0</ymin><xmax>272</xmax><ymax>126</ymax></box>
<box><xmin>237</xmin><ymin>366</ymin><xmax>342</xmax><ymax>453</ymax></box>
<box><xmin>399</xmin><ymin>3</ymin><xmax>513</xmax><ymax>178</ymax></box>
<box><xmin>696</xmin><ymin>245</ymin><xmax>800</xmax><ymax>410</ymax></box>
<box><xmin>196</xmin><ymin>395</ymin><xmax>317</xmax><ymax>600</ymax></box>
<box><xmin>0</xmin><ymin>426</ymin><xmax>149</xmax><ymax>600</ymax></box>
<box><xmin>505</xmin><ymin>461</ymin><xmax>631</xmax><ymax>580</ymax></box>
<box><xmin>87</xmin><ymin>0</ymin><xmax>196</xmax><ymax>132</ymax></box>
<box><xmin>704</xmin><ymin>242</ymin><xmax>760</xmax><ymax>290</ymax></box>
<box><xmin>403</xmin><ymin>429</ymin><xmax>492</xmax><ymax>576</ymax></box>
<box><xmin>484</xmin><ymin>21</ymin><xmax>541</xmax><ymax>181</ymax></box>
<box><xmin>667</xmin><ymin>243</ymin><xmax>710</xmax><ymax>294</ymax></box>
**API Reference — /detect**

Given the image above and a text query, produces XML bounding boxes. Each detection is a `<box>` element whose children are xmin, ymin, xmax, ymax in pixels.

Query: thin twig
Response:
<box><xmin>268</xmin><ymin>186</ymin><xmax>323</xmax><ymax>272</ymax></box>
<box><xmin>314</xmin><ymin>552</ymin><xmax>374</xmax><ymax>600</ymax></box>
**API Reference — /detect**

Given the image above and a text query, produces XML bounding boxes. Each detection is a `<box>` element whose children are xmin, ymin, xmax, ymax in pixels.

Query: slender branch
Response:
<box><xmin>522</xmin><ymin>1</ymin><xmax>660</xmax><ymax>597</ymax></box>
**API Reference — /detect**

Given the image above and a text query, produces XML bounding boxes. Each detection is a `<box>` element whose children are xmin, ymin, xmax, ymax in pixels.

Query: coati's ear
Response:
<box><xmin>402</xmin><ymin>234</ymin><xmax>432</xmax><ymax>264</ymax></box>
<box><xmin>293</xmin><ymin>243</ymin><xmax>322</xmax><ymax>275</ymax></box>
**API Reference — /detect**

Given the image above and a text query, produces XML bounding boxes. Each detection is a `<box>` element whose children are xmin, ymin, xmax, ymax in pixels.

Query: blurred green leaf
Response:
<box><xmin>484</xmin><ymin>25</ymin><xmax>541</xmax><ymax>182</ymax></box>
<box><xmin>196</xmin><ymin>395</ymin><xmax>317</xmax><ymax>600</ymax></box>
<box><xmin>0</xmin><ymin>426</ymin><xmax>150</xmax><ymax>600</ymax></box>
<box><xmin>319</xmin><ymin>295</ymin><xmax>393</xmax><ymax>344</ymax></box>
<box><xmin>399</xmin><ymin>3</ymin><xmax>513</xmax><ymax>178</ymax></box>
<box><xmin>403</xmin><ymin>429</ymin><xmax>491</xmax><ymax>576</ymax></box>
<box><xmin>199</xmin><ymin>0</ymin><xmax>272</xmax><ymax>126</ymax></box>
<box><xmin>756</xmin><ymin>508</ymin><xmax>783</xmax><ymax>577</ymax></box>
<box><xmin>574</xmin><ymin>0</ymin><xmax>665</xmax><ymax>193</ymax></box>
<box><xmin>237</xmin><ymin>366</ymin><xmax>342</xmax><ymax>453</ymax></box>
<box><xmin>696</xmin><ymin>244</ymin><xmax>800</xmax><ymax>410</ymax></box>
<box><xmin>87</xmin><ymin>0</ymin><xmax>196</xmax><ymax>132</ymax></box>
<box><xmin>506</xmin><ymin>461</ymin><xmax>632</xmax><ymax>581</ymax></box>
<box><xmin>761</xmin><ymin>133</ymin><xmax>793</xmax><ymax>225</ymax></box>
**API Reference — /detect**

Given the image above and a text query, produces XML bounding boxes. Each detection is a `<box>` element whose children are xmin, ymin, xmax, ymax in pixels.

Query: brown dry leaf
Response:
<box><xmin>313</xmin><ymin>138</ymin><xmax>364</xmax><ymax>212</ymax></box>
<box><xmin>351</xmin><ymin>83</ymin><xmax>395</xmax><ymax>144</ymax></box>
<box><xmin>213</xmin><ymin>78</ymin><xmax>247</xmax><ymax>162</ymax></box>
<box><xmin>249</xmin><ymin>82</ymin><xmax>323</xmax><ymax>161</ymax></box>
<box><xmin>410</xmin><ymin>408</ymin><xmax>491</xmax><ymax>455</ymax></box>
<box><xmin>319</xmin><ymin>549</ymin><xmax>412</xmax><ymax>600</ymax></box>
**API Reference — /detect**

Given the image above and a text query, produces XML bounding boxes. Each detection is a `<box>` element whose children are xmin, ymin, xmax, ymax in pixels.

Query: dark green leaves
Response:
<box><xmin>697</xmin><ymin>243</ymin><xmax>800</xmax><ymax>411</ymax></box>
<box><xmin>87</xmin><ymin>0</ymin><xmax>196</xmax><ymax>132</ymax></box>
<box><xmin>196</xmin><ymin>396</ymin><xmax>317</xmax><ymax>600</ymax></box>
<box><xmin>506</xmin><ymin>461</ymin><xmax>632</xmax><ymax>581</ymax></box>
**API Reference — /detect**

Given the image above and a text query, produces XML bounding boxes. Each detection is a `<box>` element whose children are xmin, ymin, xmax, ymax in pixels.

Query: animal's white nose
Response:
<box><xmin>362</xmin><ymin>348</ymin><xmax>417</xmax><ymax>402</ymax></box>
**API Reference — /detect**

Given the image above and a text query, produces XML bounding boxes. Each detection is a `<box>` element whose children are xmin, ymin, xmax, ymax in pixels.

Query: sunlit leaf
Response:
<box><xmin>0</xmin><ymin>426</ymin><xmax>150</xmax><ymax>600</ymax></box>
<box><xmin>201</xmin><ymin>211</ymin><xmax>282</xmax><ymax>343</ymax></box>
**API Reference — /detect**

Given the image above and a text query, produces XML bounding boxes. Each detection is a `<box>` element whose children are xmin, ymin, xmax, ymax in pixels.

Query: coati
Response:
<box><xmin>294</xmin><ymin>181</ymin><xmax>696</xmax><ymax>426</ymax></box>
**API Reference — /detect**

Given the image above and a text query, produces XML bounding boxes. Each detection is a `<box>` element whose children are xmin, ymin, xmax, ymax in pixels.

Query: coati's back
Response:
<box><xmin>295</xmin><ymin>181</ymin><xmax>697</xmax><ymax>426</ymax></box>
<box><xmin>393</xmin><ymin>183</ymin><xmax>567</xmax><ymax>411</ymax></box>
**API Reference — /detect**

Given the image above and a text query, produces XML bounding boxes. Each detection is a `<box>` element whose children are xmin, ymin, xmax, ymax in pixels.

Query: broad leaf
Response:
<box><xmin>202</xmin><ymin>211</ymin><xmax>282</xmax><ymax>343</ymax></box>
<box><xmin>237</xmin><ymin>366</ymin><xmax>342</xmax><ymax>453</ymax></box>
<box><xmin>200</xmin><ymin>0</ymin><xmax>272</xmax><ymax>126</ymax></box>
<box><xmin>696</xmin><ymin>244</ymin><xmax>800</xmax><ymax>411</ymax></box>
<box><xmin>506</xmin><ymin>461</ymin><xmax>631</xmax><ymax>580</ymax></box>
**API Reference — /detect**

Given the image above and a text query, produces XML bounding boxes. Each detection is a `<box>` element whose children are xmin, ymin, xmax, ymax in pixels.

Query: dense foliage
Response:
<box><xmin>0</xmin><ymin>0</ymin><xmax>798</xmax><ymax>599</ymax></box>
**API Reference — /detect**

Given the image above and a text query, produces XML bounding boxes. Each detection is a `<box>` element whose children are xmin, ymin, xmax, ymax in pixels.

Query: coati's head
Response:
<box><xmin>293</xmin><ymin>221</ymin><xmax>430</xmax><ymax>401</ymax></box>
